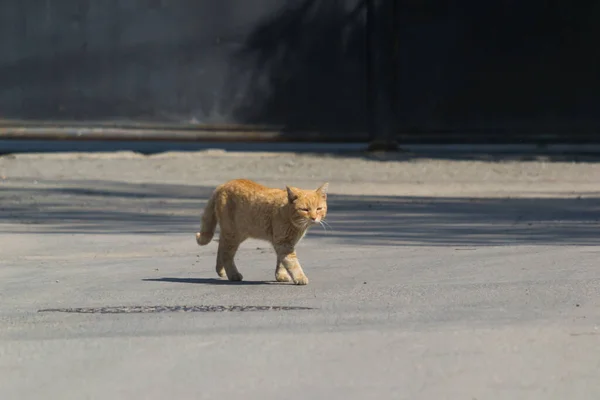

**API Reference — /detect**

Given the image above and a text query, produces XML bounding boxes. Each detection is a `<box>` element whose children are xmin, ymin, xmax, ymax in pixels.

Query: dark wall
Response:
<box><xmin>0</xmin><ymin>0</ymin><xmax>367</xmax><ymax>136</ymax></box>
<box><xmin>391</xmin><ymin>0</ymin><xmax>600</xmax><ymax>140</ymax></box>
<box><xmin>1</xmin><ymin>0</ymin><xmax>600</xmax><ymax>141</ymax></box>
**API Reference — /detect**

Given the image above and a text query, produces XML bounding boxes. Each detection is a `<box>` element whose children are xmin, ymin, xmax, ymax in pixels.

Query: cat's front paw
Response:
<box><xmin>228</xmin><ymin>271</ymin><xmax>244</xmax><ymax>282</ymax></box>
<box><xmin>275</xmin><ymin>271</ymin><xmax>293</xmax><ymax>283</ymax></box>
<box><xmin>293</xmin><ymin>275</ymin><xmax>309</xmax><ymax>285</ymax></box>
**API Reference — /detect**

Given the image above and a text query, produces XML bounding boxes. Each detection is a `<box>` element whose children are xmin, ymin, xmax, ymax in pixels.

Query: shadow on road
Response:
<box><xmin>1</xmin><ymin>178</ymin><xmax>599</xmax><ymax>246</ymax></box>
<box><xmin>142</xmin><ymin>277</ymin><xmax>279</xmax><ymax>286</ymax></box>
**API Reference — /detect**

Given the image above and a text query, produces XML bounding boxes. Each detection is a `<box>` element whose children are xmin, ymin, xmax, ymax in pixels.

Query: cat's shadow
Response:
<box><xmin>143</xmin><ymin>277</ymin><xmax>285</xmax><ymax>286</ymax></box>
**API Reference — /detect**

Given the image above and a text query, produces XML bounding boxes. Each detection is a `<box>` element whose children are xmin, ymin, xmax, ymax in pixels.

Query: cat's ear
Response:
<box><xmin>316</xmin><ymin>182</ymin><xmax>329</xmax><ymax>198</ymax></box>
<box><xmin>286</xmin><ymin>186</ymin><xmax>299</xmax><ymax>203</ymax></box>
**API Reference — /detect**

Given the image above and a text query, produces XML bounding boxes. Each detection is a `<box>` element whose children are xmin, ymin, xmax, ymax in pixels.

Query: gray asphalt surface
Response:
<box><xmin>1</xmin><ymin>150</ymin><xmax>599</xmax><ymax>399</ymax></box>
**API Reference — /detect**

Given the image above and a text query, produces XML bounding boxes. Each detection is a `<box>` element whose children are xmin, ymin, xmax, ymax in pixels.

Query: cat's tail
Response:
<box><xmin>196</xmin><ymin>193</ymin><xmax>217</xmax><ymax>246</ymax></box>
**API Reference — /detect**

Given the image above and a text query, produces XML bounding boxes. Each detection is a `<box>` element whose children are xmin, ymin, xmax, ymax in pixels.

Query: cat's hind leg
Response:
<box><xmin>215</xmin><ymin>249</ymin><xmax>226</xmax><ymax>278</ymax></box>
<box><xmin>217</xmin><ymin>234</ymin><xmax>243</xmax><ymax>281</ymax></box>
<box><xmin>275</xmin><ymin>257</ymin><xmax>292</xmax><ymax>283</ymax></box>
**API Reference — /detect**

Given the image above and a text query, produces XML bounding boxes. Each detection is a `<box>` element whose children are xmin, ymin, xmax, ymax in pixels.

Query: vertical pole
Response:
<box><xmin>390</xmin><ymin>0</ymin><xmax>399</xmax><ymax>144</ymax></box>
<box><xmin>366</xmin><ymin>0</ymin><xmax>399</xmax><ymax>151</ymax></box>
<box><xmin>365</xmin><ymin>0</ymin><xmax>376</xmax><ymax>143</ymax></box>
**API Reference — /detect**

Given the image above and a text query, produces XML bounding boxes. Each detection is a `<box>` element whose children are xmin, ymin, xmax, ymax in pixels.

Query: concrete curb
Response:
<box><xmin>3</xmin><ymin>140</ymin><xmax>600</xmax><ymax>155</ymax></box>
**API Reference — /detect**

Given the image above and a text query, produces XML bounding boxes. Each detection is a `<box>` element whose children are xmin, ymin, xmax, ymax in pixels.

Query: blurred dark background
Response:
<box><xmin>1</xmin><ymin>0</ymin><xmax>599</xmax><ymax>143</ymax></box>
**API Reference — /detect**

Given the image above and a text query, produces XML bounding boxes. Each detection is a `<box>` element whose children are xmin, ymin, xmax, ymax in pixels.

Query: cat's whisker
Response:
<box><xmin>321</xmin><ymin>220</ymin><xmax>333</xmax><ymax>231</ymax></box>
<box><xmin>318</xmin><ymin>220</ymin><xmax>331</xmax><ymax>234</ymax></box>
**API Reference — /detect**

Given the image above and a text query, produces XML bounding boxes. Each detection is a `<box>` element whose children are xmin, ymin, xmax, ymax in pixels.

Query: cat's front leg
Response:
<box><xmin>275</xmin><ymin>246</ymin><xmax>308</xmax><ymax>285</ymax></box>
<box><xmin>275</xmin><ymin>258</ymin><xmax>293</xmax><ymax>283</ymax></box>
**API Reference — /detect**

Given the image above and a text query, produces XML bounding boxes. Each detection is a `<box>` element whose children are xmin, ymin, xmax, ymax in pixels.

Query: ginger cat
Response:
<box><xmin>195</xmin><ymin>179</ymin><xmax>329</xmax><ymax>285</ymax></box>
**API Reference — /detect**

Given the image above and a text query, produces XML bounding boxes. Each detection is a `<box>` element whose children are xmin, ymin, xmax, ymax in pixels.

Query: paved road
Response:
<box><xmin>1</xmin><ymin>153</ymin><xmax>599</xmax><ymax>399</ymax></box>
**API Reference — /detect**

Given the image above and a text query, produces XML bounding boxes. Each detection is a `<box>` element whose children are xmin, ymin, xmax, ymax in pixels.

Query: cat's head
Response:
<box><xmin>286</xmin><ymin>183</ymin><xmax>329</xmax><ymax>227</ymax></box>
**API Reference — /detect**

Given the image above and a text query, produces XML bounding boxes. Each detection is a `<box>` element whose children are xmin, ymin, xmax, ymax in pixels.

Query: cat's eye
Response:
<box><xmin>317</xmin><ymin>207</ymin><xmax>323</xmax><ymax>211</ymax></box>
<box><xmin>300</xmin><ymin>208</ymin><xmax>310</xmax><ymax>212</ymax></box>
